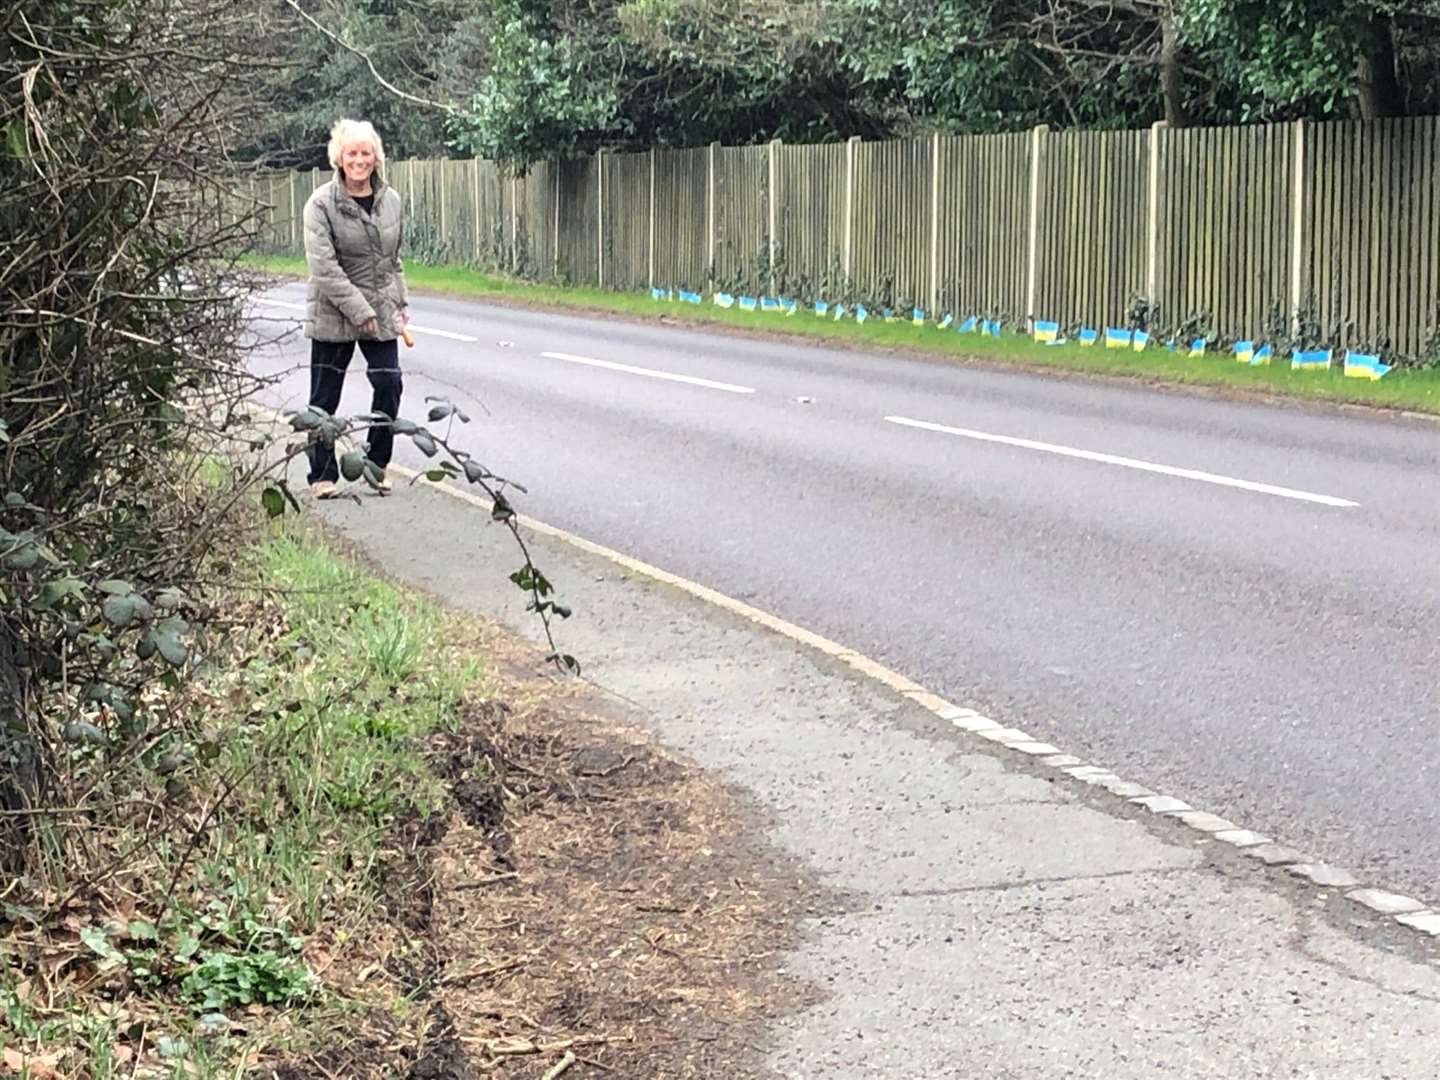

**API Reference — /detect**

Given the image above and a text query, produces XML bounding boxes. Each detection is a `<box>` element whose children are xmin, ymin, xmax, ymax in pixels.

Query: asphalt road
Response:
<box><xmin>251</xmin><ymin>284</ymin><xmax>1440</xmax><ymax>904</ymax></box>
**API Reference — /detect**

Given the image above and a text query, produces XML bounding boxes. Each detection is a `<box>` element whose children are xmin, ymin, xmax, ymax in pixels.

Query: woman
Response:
<box><xmin>302</xmin><ymin>118</ymin><xmax>409</xmax><ymax>497</ymax></box>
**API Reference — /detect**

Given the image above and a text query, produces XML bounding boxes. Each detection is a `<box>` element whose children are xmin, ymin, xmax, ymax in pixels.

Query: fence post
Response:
<box><xmin>707</xmin><ymin>141</ymin><xmax>718</xmax><ymax>289</ymax></box>
<box><xmin>553</xmin><ymin>165</ymin><xmax>561</xmax><ymax>278</ymax></box>
<box><xmin>648</xmin><ymin>148</ymin><xmax>657</xmax><ymax>290</ymax></box>
<box><xmin>510</xmin><ymin>172</ymin><xmax>520</xmax><ymax>274</ymax></box>
<box><xmin>1290</xmin><ymin>119</ymin><xmax>1307</xmax><ymax>336</ymax></box>
<box><xmin>1025</xmin><ymin>124</ymin><xmax>1049</xmax><ymax>328</ymax></box>
<box><xmin>470</xmin><ymin>159</ymin><xmax>481</xmax><ymax>263</ymax></box>
<box><xmin>438</xmin><ymin>161</ymin><xmax>447</xmax><ymax>244</ymax></box>
<box><xmin>844</xmin><ymin>136</ymin><xmax>860</xmax><ymax>281</ymax></box>
<box><xmin>596</xmin><ymin>149</ymin><xmax>605</xmax><ymax>289</ymax></box>
<box><xmin>768</xmin><ymin>138</ymin><xmax>781</xmax><ymax>295</ymax></box>
<box><xmin>1147</xmin><ymin>121</ymin><xmax>1167</xmax><ymax>306</ymax></box>
<box><xmin>929</xmin><ymin>131</ymin><xmax>941</xmax><ymax>317</ymax></box>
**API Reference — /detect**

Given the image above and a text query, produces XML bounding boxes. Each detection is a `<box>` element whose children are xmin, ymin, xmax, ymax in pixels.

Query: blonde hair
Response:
<box><xmin>327</xmin><ymin>118</ymin><xmax>385</xmax><ymax>170</ymax></box>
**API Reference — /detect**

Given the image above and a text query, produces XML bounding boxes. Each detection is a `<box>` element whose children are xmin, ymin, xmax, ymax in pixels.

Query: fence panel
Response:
<box><xmin>261</xmin><ymin>114</ymin><xmax>1440</xmax><ymax>359</ymax></box>
<box><xmin>602</xmin><ymin>151</ymin><xmax>651</xmax><ymax>290</ymax></box>
<box><xmin>1155</xmin><ymin>124</ymin><xmax>1295</xmax><ymax>343</ymax></box>
<box><xmin>516</xmin><ymin>162</ymin><xmax>555</xmax><ymax>278</ymax></box>
<box><xmin>936</xmin><ymin>133</ymin><xmax>1031</xmax><ymax>322</ymax></box>
<box><xmin>776</xmin><ymin>142</ymin><xmax>846</xmax><ymax>296</ymax></box>
<box><xmin>712</xmin><ymin>145</ymin><xmax>768</xmax><ymax>292</ymax></box>
<box><xmin>1035</xmin><ymin>130</ymin><xmax>1149</xmax><ymax>329</ymax></box>
<box><xmin>853</xmin><ymin>139</ymin><xmax>932</xmax><ymax>311</ymax></box>
<box><xmin>556</xmin><ymin>157</ymin><xmax>600</xmax><ymax>284</ymax></box>
<box><xmin>653</xmin><ymin>147</ymin><xmax>709</xmax><ymax>291</ymax></box>
<box><xmin>1305</xmin><ymin>117</ymin><xmax>1440</xmax><ymax>356</ymax></box>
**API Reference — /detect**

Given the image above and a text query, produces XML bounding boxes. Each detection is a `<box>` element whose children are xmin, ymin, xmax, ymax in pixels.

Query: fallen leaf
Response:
<box><xmin>2</xmin><ymin>1046</ymin><xmax>65</xmax><ymax>1078</ymax></box>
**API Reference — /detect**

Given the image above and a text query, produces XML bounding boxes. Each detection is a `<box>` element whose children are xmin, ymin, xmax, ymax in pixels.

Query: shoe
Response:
<box><xmin>310</xmin><ymin>480</ymin><xmax>340</xmax><ymax>500</ymax></box>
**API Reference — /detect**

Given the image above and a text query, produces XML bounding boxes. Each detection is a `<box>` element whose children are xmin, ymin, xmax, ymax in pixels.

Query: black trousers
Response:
<box><xmin>306</xmin><ymin>337</ymin><xmax>403</xmax><ymax>484</ymax></box>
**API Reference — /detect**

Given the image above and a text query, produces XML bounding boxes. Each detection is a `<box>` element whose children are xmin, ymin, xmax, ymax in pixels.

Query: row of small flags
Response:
<box><xmin>649</xmin><ymin>288</ymin><xmax>1392</xmax><ymax>380</ymax></box>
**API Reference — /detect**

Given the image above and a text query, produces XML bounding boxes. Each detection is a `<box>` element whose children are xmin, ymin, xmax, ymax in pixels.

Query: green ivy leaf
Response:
<box><xmin>424</xmin><ymin>468</ymin><xmax>448</xmax><ymax>482</ymax></box>
<box><xmin>103</xmin><ymin>592</ymin><xmax>153</xmax><ymax>628</ymax></box>
<box><xmin>155</xmin><ymin>616</ymin><xmax>189</xmax><ymax>667</ymax></box>
<box><xmin>98</xmin><ymin>579</ymin><xmax>133</xmax><ymax>596</ymax></box>
<box><xmin>154</xmin><ymin>587</ymin><xmax>188</xmax><ymax>612</ymax></box>
<box><xmin>411</xmin><ymin>430</ymin><xmax>438</xmax><ymax>457</ymax></box>
<box><xmin>287</xmin><ymin>406</ymin><xmax>325</xmax><ymax>432</ymax></box>
<box><xmin>62</xmin><ymin>721</ymin><xmax>108</xmax><ymax>747</ymax></box>
<box><xmin>339</xmin><ymin>450</ymin><xmax>366</xmax><ymax>482</ymax></box>
<box><xmin>261</xmin><ymin>486</ymin><xmax>285</xmax><ymax>518</ymax></box>
<box><xmin>491</xmin><ymin>492</ymin><xmax>515</xmax><ymax>522</ymax></box>
<box><xmin>128</xmin><ymin>920</ymin><xmax>159</xmax><ymax>942</ymax></box>
<box><xmin>80</xmin><ymin>926</ymin><xmax>125</xmax><ymax>968</ymax></box>
<box><xmin>426</xmin><ymin>402</ymin><xmax>454</xmax><ymax>422</ymax></box>
<box><xmin>35</xmin><ymin>577</ymin><xmax>85</xmax><ymax>610</ymax></box>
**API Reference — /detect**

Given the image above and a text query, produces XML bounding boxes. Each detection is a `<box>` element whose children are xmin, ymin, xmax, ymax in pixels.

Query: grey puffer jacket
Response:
<box><xmin>303</xmin><ymin>171</ymin><xmax>409</xmax><ymax>342</ymax></box>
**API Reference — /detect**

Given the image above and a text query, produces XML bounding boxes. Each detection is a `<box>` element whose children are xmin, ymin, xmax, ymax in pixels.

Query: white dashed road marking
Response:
<box><xmin>885</xmin><ymin>414</ymin><xmax>1359</xmax><ymax>508</ymax></box>
<box><xmin>540</xmin><ymin>351</ymin><xmax>755</xmax><ymax>395</ymax></box>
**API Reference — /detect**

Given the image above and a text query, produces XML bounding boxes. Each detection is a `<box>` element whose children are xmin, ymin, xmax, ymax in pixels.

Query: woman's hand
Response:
<box><xmin>358</xmin><ymin>317</ymin><xmax>378</xmax><ymax>335</ymax></box>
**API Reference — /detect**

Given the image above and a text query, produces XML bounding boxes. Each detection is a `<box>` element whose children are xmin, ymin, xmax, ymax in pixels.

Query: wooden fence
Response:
<box><xmin>251</xmin><ymin>117</ymin><xmax>1440</xmax><ymax>358</ymax></box>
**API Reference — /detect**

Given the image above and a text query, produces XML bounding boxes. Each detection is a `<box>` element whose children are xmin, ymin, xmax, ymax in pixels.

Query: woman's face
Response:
<box><xmin>341</xmin><ymin>140</ymin><xmax>376</xmax><ymax>187</ymax></box>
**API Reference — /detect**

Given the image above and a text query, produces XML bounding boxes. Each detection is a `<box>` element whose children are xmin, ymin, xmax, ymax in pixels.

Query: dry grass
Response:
<box><xmin>252</xmin><ymin>589</ymin><xmax>825</xmax><ymax>1080</ymax></box>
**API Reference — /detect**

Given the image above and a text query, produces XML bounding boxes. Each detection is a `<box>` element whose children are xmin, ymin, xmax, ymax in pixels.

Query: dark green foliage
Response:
<box><xmin>245</xmin><ymin>0</ymin><xmax>1440</xmax><ymax>167</ymax></box>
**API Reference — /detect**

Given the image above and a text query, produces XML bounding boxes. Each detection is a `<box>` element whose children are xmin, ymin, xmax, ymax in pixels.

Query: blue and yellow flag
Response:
<box><xmin>982</xmin><ymin>319</ymin><xmax>1002</xmax><ymax>337</ymax></box>
<box><xmin>781</xmin><ymin>298</ymin><xmax>798</xmax><ymax>316</ymax></box>
<box><xmin>912</xmin><ymin>308</ymin><xmax>926</xmax><ymax>326</ymax></box>
<box><xmin>1234</xmin><ymin>340</ymin><xmax>1254</xmax><ymax>364</ymax></box>
<box><xmin>1033</xmin><ymin>320</ymin><xmax>1060</xmax><ymax>344</ymax></box>
<box><xmin>813</xmin><ymin>300</ymin><xmax>829</xmax><ymax>316</ymax></box>
<box><xmin>957</xmin><ymin>316</ymin><xmax>978</xmax><ymax>334</ymax></box>
<box><xmin>1291</xmin><ymin>348</ymin><xmax>1332</xmax><ymax>371</ymax></box>
<box><xmin>738</xmin><ymin>296</ymin><xmax>757</xmax><ymax>312</ymax></box>
<box><xmin>651</xmin><ymin>287</ymin><xmax>672</xmax><ymax>301</ymax></box>
<box><xmin>678</xmin><ymin>289</ymin><xmax>702</xmax><ymax>305</ymax></box>
<box><xmin>1105</xmin><ymin>328</ymin><xmax>1131</xmax><ymax>349</ymax></box>
<box><xmin>855</xmin><ymin>305</ymin><xmax>868</xmax><ymax>324</ymax></box>
<box><xmin>1251</xmin><ymin>344</ymin><xmax>1272</xmax><ymax>366</ymax></box>
<box><xmin>1343</xmin><ymin>351</ymin><xmax>1390</xmax><ymax>380</ymax></box>
<box><xmin>937</xmin><ymin>313</ymin><xmax>954</xmax><ymax>330</ymax></box>
<box><xmin>1189</xmin><ymin>338</ymin><xmax>1207</xmax><ymax>357</ymax></box>
<box><xmin>713</xmin><ymin>292</ymin><xmax>735</xmax><ymax>308</ymax></box>
<box><xmin>1132</xmin><ymin>330</ymin><xmax>1150</xmax><ymax>352</ymax></box>
<box><xmin>833</xmin><ymin>303</ymin><xmax>847</xmax><ymax>320</ymax></box>
<box><xmin>760</xmin><ymin>297</ymin><xmax>781</xmax><ymax>313</ymax></box>
<box><xmin>1077</xmin><ymin>328</ymin><xmax>1099</xmax><ymax>347</ymax></box>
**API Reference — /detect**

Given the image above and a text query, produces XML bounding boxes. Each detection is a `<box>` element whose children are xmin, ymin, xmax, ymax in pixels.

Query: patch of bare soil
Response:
<box><xmin>272</xmin><ymin>626</ymin><xmax>825</xmax><ymax>1079</ymax></box>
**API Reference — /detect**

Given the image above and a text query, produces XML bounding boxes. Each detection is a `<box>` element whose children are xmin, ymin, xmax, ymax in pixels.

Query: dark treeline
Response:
<box><xmin>245</xmin><ymin>0</ymin><xmax>1440</xmax><ymax>167</ymax></box>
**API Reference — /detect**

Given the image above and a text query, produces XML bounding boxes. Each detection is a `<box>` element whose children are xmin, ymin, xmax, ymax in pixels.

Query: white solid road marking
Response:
<box><xmin>885</xmin><ymin>415</ymin><xmax>1359</xmax><ymax>508</ymax></box>
<box><xmin>540</xmin><ymin>351</ymin><xmax>756</xmax><ymax>394</ymax></box>
<box><xmin>255</xmin><ymin>298</ymin><xmax>479</xmax><ymax>342</ymax></box>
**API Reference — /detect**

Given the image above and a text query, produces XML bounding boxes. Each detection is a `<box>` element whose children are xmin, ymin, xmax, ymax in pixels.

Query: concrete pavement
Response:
<box><xmin>307</xmin><ymin>473</ymin><xmax>1440</xmax><ymax>1080</ymax></box>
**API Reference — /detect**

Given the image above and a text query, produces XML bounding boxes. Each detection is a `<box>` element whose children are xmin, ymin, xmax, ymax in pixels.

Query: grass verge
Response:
<box><xmin>247</xmin><ymin>253</ymin><xmax>1440</xmax><ymax>417</ymax></box>
<box><xmin>0</xmin><ymin>525</ymin><xmax>482</xmax><ymax>1078</ymax></box>
<box><xmin>2</xmin><ymin>504</ymin><xmax>816</xmax><ymax>1078</ymax></box>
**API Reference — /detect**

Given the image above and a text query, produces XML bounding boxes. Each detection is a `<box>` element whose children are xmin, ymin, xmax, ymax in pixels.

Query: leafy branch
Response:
<box><xmin>278</xmin><ymin>398</ymin><xmax>579</xmax><ymax>674</ymax></box>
